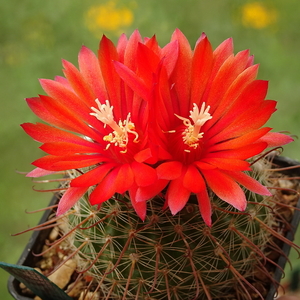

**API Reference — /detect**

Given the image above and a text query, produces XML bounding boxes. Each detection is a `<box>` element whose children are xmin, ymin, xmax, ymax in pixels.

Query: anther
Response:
<box><xmin>90</xmin><ymin>99</ymin><xmax>139</xmax><ymax>152</ymax></box>
<box><xmin>174</xmin><ymin>102</ymin><xmax>212</xmax><ymax>149</ymax></box>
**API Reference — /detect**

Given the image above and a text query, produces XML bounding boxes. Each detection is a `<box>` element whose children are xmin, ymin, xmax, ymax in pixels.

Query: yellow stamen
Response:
<box><xmin>175</xmin><ymin>102</ymin><xmax>212</xmax><ymax>149</ymax></box>
<box><xmin>90</xmin><ymin>99</ymin><xmax>139</xmax><ymax>152</ymax></box>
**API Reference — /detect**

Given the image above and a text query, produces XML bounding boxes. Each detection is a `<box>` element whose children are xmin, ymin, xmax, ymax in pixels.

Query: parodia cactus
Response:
<box><xmin>19</xmin><ymin>30</ymin><xmax>300</xmax><ymax>299</ymax></box>
<box><xmin>40</xmin><ymin>158</ymin><xmax>296</xmax><ymax>300</ymax></box>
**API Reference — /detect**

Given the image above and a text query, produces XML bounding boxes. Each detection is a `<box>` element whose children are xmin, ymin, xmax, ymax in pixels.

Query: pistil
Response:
<box><xmin>90</xmin><ymin>99</ymin><xmax>139</xmax><ymax>152</ymax></box>
<box><xmin>175</xmin><ymin>102</ymin><xmax>212</xmax><ymax>150</ymax></box>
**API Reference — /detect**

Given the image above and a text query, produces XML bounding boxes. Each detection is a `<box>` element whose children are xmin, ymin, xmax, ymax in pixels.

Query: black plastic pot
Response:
<box><xmin>6</xmin><ymin>156</ymin><xmax>300</xmax><ymax>300</ymax></box>
<box><xmin>265</xmin><ymin>156</ymin><xmax>300</xmax><ymax>300</ymax></box>
<box><xmin>7</xmin><ymin>195</ymin><xmax>60</xmax><ymax>300</ymax></box>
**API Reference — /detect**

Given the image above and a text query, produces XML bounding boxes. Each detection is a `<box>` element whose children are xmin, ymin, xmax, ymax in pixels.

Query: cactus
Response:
<box><xmin>20</xmin><ymin>30</ymin><xmax>300</xmax><ymax>299</ymax></box>
<box><xmin>36</xmin><ymin>158</ymin><xmax>294</xmax><ymax>300</ymax></box>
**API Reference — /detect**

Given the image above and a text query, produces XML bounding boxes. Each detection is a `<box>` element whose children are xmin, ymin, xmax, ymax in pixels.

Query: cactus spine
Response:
<box><xmin>46</xmin><ymin>158</ymin><xmax>298</xmax><ymax>300</ymax></box>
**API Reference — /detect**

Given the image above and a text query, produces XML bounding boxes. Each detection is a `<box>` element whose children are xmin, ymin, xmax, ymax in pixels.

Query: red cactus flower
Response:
<box><xmin>22</xmin><ymin>29</ymin><xmax>293</xmax><ymax>226</ymax></box>
<box><xmin>157</xmin><ymin>30</ymin><xmax>294</xmax><ymax>226</ymax></box>
<box><xmin>116</xmin><ymin>29</ymin><xmax>293</xmax><ymax>226</ymax></box>
<box><xmin>21</xmin><ymin>31</ymin><xmax>177</xmax><ymax>219</ymax></box>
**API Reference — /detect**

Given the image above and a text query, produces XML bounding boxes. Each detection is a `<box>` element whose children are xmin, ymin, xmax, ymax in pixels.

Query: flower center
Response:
<box><xmin>174</xmin><ymin>102</ymin><xmax>212</xmax><ymax>151</ymax></box>
<box><xmin>90</xmin><ymin>99</ymin><xmax>139</xmax><ymax>153</ymax></box>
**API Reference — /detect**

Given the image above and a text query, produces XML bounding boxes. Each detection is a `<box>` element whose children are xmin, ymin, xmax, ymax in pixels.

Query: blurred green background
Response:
<box><xmin>1</xmin><ymin>0</ymin><xmax>299</xmax><ymax>299</ymax></box>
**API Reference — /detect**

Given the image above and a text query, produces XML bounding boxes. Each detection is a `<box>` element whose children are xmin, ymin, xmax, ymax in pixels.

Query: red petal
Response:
<box><xmin>157</xmin><ymin>146</ymin><xmax>173</xmax><ymax>161</ymax></box>
<box><xmin>144</xmin><ymin>35</ymin><xmax>160</xmax><ymax>54</ymax></box>
<box><xmin>114</xmin><ymin>164</ymin><xmax>134</xmax><ymax>194</ymax></box>
<box><xmin>78</xmin><ymin>45</ymin><xmax>108</xmax><ymax>101</ymax></box>
<box><xmin>114</xmin><ymin>60</ymin><xmax>148</xmax><ymax>125</ymax></box>
<box><xmin>212</xmin><ymin>38</ymin><xmax>234</xmax><ymax>77</ymax></box>
<box><xmin>33</xmin><ymin>154</ymin><xmax>105</xmax><ymax>171</ymax></box>
<box><xmin>217</xmin><ymin>100</ymin><xmax>276</xmax><ymax>139</ymax></box>
<box><xmin>40</xmin><ymin>142</ymin><xmax>102</xmax><ymax>156</ymax></box>
<box><xmin>135</xmin><ymin>179</ymin><xmax>168</xmax><ymax>202</ymax></box>
<box><xmin>154</xmin><ymin>66</ymin><xmax>175</xmax><ymax>131</ymax></box>
<box><xmin>203</xmin><ymin>38</ymin><xmax>233</xmax><ymax>94</ymax></box>
<box><xmin>203</xmin><ymin>50</ymin><xmax>252</xmax><ymax>111</ymax></box>
<box><xmin>196</xmin><ymin>189</ymin><xmax>212</xmax><ymax>227</ymax></box>
<box><xmin>25</xmin><ymin>97</ymin><xmax>72</xmax><ymax>131</ymax></box>
<box><xmin>21</xmin><ymin>122</ymin><xmax>97</xmax><ymax>145</ymax></box>
<box><xmin>209</xmin><ymin>64</ymin><xmax>259</xmax><ymax>125</ymax></box>
<box><xmin>206</xmin><ymin>80</ymin><xmax>270</xmax><ymax>139</ymax></box>
<box><xmin>200</xmin><ymin>158</ymin><xmax>251</xmax><ymax>171</ymax></box>
<box><xmin>191</xmin><ymin>35</ymin><xmax>213</xmax><ymax>105</ymax></box>
<box><xmin>116</xmin><ymin>33</ymin><xmax>128</xmax><ymax>62</ymax></box>
<box><xmin>57</xmin><ymin>187</ymin><xmax>88</xmax><ymax>215</ymax></box>
<box><xmin>223</xmin><ymin>170</ymin><xmax>271</xmax><ymax>196</ymax></box>
<box><xmin>98</xmin><ymin>35</ymin><xmax>122</xmax><ymax>117</ymax></box>
<box><xmin>258</xmin><ymin>132</ymin><xmax>294</xmax><ymax>147</ymax></box>
<box><xmin>129</xmin><ymin>186</ymin><xmax>147</xmax><ymax>221</ymax></box>
<box><xmin>62</xmin><ymin>59</ymin><xmax>95</xmax><ymax>107</ymax></box>
<box><xmin>131</xmin><ymin>161</ymin><xmax>157</xmax><ymax>187</ymax></box>
<box><xmin>206</xmin><ymin>142</ymin><xmax>267</xmax><ymax>160</ymax></box>
<box><xmin>88</xmin><ymin>164</ymin><xmax>134</xmax><ymax>205</ymax></box>
<box><xmin>89</xmin><ymin>167</ymin><xmax>120</xmax><ymax>205</ymax></box>
<box><xmin>201</xmin><ymin>169</ymin><xmax>247</xmax><ymax>211</ymax></box>
<box><xmin>134</xmin><ymin>148</ymin><xmax>153</xmax><ymax>163</ymax></box>
<box><xmin>114</xmin><ymin>61</ymin><xmax>149</xmax><ymax>101</ymax></box>
<box><xmin>70</xmin><ymin>163</ymin><xmax>116</xmax><ymax>187</ymax></box>
<box><xmin>37</xmin><ymin>94</ymin><xmax>101</xmax><ymax>140</ymax></box>
<box><xmin>166</xmin><ymin>172</ymin><xmax>191</xmax><ymax>215</ymax></box>
<box><xmin>54</xmin><ymin>76</ymin><xmax>73</xmax><ymax>90</ymax></box>
<box><xmin>136</xmin><ymin>43</ymin><xmax>160</xmax><ymax>87</ymax></box>
<box><xmin>26</xmin><ymin>168</ymin><xmax>56</xmax><ymax>178</ymax></box>
<box><xmin>170</xmin><ymin>29</ymin><xmax>193</xmax><ymax>116</ymax></box>
<box><xmin>193</xmin><ymin>161</ymin><xmax>216</xmax><ymax>170</ymax></box>
<box><xmin>124</xmin><ymin>30</ymin><xmax>142</xmax><ymax>69</ymax></box>
<box><xmin>40</xmin><ymin>79</ymin><xmax>89</xmax><ymax>114</ymax></box>
<box><xmin>156</xmin><ymin>161</ymin><xmax>182</xmax><ymax>180</ymax></box>
<box><xmin>161</xmin><ymin>40</ymin><xmax>179</xmax><ymax>76</ymax></box>
<box><xmin>208</xmin><ymin>127</ymin><xmax>271</xmax><ymax>151</ymax></box>
<box><xmin>183</xmin><ymin>165</ymin><xmax>207</xmax><ymax>193</ymax></box>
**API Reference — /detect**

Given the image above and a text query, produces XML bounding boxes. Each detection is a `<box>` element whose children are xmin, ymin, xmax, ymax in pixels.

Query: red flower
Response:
<box><xmin>157</xmin><ymin>30</ymin><xmax>294</xmax><ymax>225</ymax></box>
<box><xmin>23</xmin><ymin>29</ymin><xmax>293</xmax><ymax>226</ymax></box>
<box><xmin>117</xmin><ymin>30</ymin><xmax>293</xmax><ymax>226</ymax></box>
<box><xmin>21</xmin><ymin>31</ymin><xmax>176</xmax><ymax>219</ymax></box>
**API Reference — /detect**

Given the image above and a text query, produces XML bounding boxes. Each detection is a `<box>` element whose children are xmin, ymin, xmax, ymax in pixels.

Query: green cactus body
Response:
<box><xmin>59</xmin><ymin>162</ymin><xmax>285</xmax><ymax>300</ymax></box>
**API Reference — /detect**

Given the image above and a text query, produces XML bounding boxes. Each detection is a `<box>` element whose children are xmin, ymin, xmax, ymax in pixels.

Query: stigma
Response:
<box><xmin>175</xmin><ymin>102</ymin><xmax>212</xmax><ymax>150</ymax></box>
<box><xmin>90</xmin><ymin>99</ymin><xmax>139</xmax><ymax>153</ymax></box>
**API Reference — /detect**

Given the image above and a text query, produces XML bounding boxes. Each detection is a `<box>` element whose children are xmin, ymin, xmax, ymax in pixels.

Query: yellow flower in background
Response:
<box><xmin>84</xmin><ymin>1</ymin><xmax>134</xmax><ymax>37</ymax></box>
<box><xmin>241</xmin><ymin>2</ymin><xmax>278</xmax><ymax>29</ymax></box>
